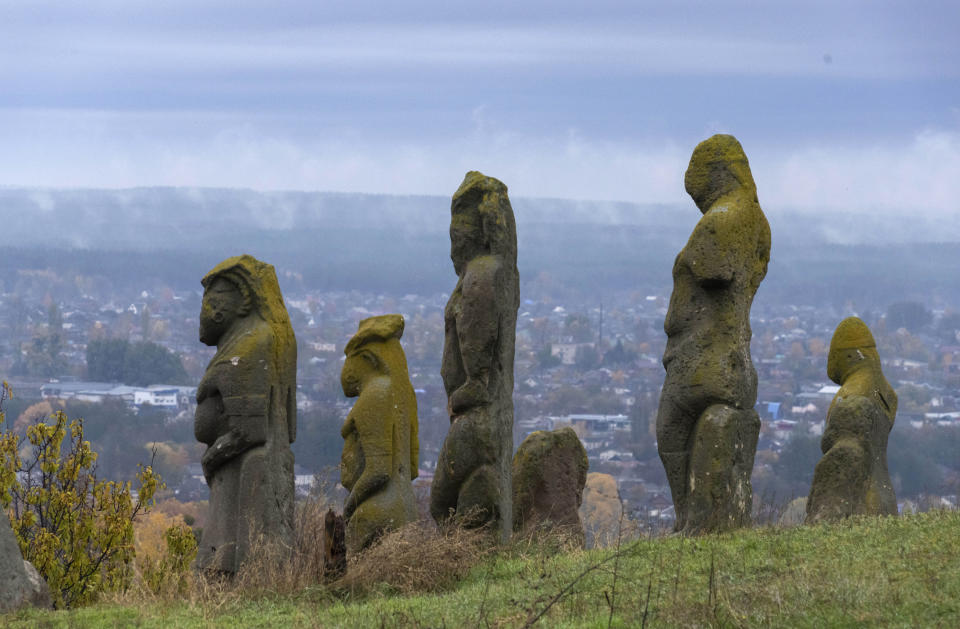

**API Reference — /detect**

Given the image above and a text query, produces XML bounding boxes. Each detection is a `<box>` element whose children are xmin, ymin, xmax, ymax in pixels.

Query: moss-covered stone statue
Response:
<box><xmin>806</xmin><ymin>317</ymin><xmax>898</xmax><ymax>523</ymax></box>
<box><xmin>340</xmin><ymin>314</ymin><xmax>419</xmax><ymax>554</ymax></box>
<box><xmin>656</xmin><ymin>134</ymin><xmax>771</xmax><ymax>534</ymax></box>
<box><xmin>430</xmin><ymin>171</ymin><xmax>520</xmax><ymax>542</ymax></box>
<box><xmin>194</xmin><ymin>254</ymin><xmax>297</xmax><ymax>573</ymax></box>
<box><xmin>512</xmin><ymin>428</ymin><xmax>589</xmax><ymax>543</ymax></box>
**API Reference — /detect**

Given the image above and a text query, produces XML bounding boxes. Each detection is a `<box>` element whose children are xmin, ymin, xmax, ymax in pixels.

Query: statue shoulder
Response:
<box><xmin>348</xmin><ymin>376</ymin><xmax>394</xmax><ymax>429</ymax></box>
<box><xmin>827</xmin><ymin>392</ymin><xmax>884</xmax><ymax>431</ymax></box>
<box><xmin>463</xmin><ymin>254</ymin><xmax>505</xmax><ymax>289</ymax></box>
<box><xmin>217</xmin><ymin>319</ymin><xmax>274</xmax><ymax>359</ymax></box>
<box><xmin>359</xmin><ymin>375</ymin><xmax>393</xmax><ymax>397</ymax></box>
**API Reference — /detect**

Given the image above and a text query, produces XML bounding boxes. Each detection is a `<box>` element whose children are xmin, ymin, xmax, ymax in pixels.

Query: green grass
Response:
<box><xmin>6</xmin><ymin>510</ymin><xmax>960</xmax><ymax>628</ymax></box>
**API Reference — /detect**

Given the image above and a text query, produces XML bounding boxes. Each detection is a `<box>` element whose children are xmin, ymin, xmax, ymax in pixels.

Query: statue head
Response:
<box><xmin>827</xmin><ymin>317</ymin><xmax>879</xmax><ymax>384</ymax></box>
<box><xmin>684</xmin><ymin>134</ymin><xmax>758</xmax><ymax>213</ymax></box>
<box><xmin>199</xmin><ymin>255</ymin><xmax>297</xmax><ymax>375</ymax></box>
<box><xmin>450</xmin><ymin>171</ymin><xmax>517</xmax><ymax>275</ymax></box>
<box><xmin>199</xmin><ymin>274</ymin><xmax>252</xmax><ymax>346</ymax></box>
<box><xmin>341</xmin><ymin>314</ymin><xmax>406</xmax><ymax>397</ymax></box>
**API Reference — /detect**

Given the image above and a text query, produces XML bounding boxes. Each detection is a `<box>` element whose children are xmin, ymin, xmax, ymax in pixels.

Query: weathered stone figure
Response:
<box><xmin>512</xmin><ymin>428</ymin><xmax>589</xmax><ymax>543</ymax></box>
<box><xmin>194</xmin><ymin>254</ymin><xmax>297</xmax><ymax>573</ymax></box>
<box><xmin>806</xmin><ymin>317</ymin><xmax>898</xmax><ymax>522</ymax></box>
<box><xmin>656</xmin><ymin>134</ymin><xmax>770</xmax><ymax>534</ymax></box>
<box><xmin>340</xmin><ymin>314</ymin><xmax>419</xmax><ymax>554</ymax></box>
<box><xmin>430</xmin><ymin>171</ymin><xmax>520</xmax><ymax>541</ymax></box>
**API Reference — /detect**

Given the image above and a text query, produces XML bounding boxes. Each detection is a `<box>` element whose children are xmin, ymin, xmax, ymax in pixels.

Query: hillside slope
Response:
<box><xmin>5</xmin><ymin>509</ymin><xmax>959</xmax><ymax>628</ymax></box>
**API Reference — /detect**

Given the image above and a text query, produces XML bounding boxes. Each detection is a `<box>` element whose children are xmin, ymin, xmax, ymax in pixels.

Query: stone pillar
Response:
<box><xmin>512</xmin><ymin>428</ymin><xmax>589</xmax><ymax>544</ymax></box>
<box><xmin>655</xmin><ymin>134</ymin><xmax>771</xmax><ymax>534</ymax></box>
<box><xmin>194</xmin><ymin>254</ymin><xmax>297</xmax><ymax>573</ymax></box>
<box><xmin>430</xmin><ymin>171</ymin><xmax>520</xmax><ymax>543</ymax></box>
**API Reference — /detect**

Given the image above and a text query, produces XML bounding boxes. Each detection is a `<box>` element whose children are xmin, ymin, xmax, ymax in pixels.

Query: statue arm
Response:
<box><xmin>410</xmin><ymin>400</ymin><xmax>420</xmax><ymax>480</ymax></box>
<box><xmin>343</xmin><ymin>381</ymin><xmax>393</xmax><ymax>520</ymax></box>
<box><xmin>449</xmin><ymin>257</ymin><xmax>501</xmax><ymax>414</ymax></box>
<box><xmin>684</xmin><ymin>209</ymin><xmax>741</xmax><ymax>286</ymax></box>
<box><xmin>822</xmin><ymin>395</ymin><xmax>875</xmax><ymax>453</ymax></box>
<box><xmin>200</xmin><ymin>379</ymin><xmax>270</xmax><ymax>481</ymax></box>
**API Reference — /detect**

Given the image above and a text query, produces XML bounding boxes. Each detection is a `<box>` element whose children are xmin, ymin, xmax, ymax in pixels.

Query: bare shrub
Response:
<box><xmin>335</xmin><ymin>521</ymin><xmax>491</xmax><ymax>597</ymax></box>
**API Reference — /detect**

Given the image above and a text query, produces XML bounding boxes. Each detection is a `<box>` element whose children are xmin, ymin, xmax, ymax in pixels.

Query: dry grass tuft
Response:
<box><xmin>231</xmin><ymin>496</ymin><xmax>334</xmax><ymax>595</ymax></box>
<box><xmin>509</xmin><ymin>522</ymin><xmax>590</xmax><ymax>555</ymax></box>
<box><xmin>335</xmin><ymin>521</ymin><xmax>492</xmax><ymax>597</ymax></box>
<box><xmin>110</xmin><ymin>493</ymin><xmax>337</xmax><ymax>610</ymax></box>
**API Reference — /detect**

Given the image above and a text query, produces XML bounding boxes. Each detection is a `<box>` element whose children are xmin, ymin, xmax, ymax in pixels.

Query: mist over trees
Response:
<box><xmin>3</xmin><ymin>187</ymin><xmax>960</xmax><ymax>307</ymax></box>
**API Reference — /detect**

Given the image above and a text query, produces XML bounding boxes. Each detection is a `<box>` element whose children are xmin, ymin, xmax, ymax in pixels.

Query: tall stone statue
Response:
<box><xmin>340</xmin><ymin>314</ymin><xmax>419</xmax><ymax>555</ymax></box>
<box><xmin>806</xmin><ymin>317</ymin><xmax>898</xmax><ymax>522</ymax></box>
<box><xmin>512</xmin><ymin>428</ymin><xmax>589</xmax><ymax>544</ymax></box>
<box><xmin>430</xmin><ymin>171</ymin><xmax>520</xmax><ymax>542</ymax></box>
<box><xmin>656</xmin><ymin>134</ymin><xmax>770</xmax><ymax>534</ymax></box>
<box><xmin>194</xmin><ymin>254</ymin><xmax>297</xmax><ymax>573</ymax></box>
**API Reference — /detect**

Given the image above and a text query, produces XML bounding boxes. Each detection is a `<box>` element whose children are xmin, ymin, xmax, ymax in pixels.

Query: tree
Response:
<box><xmin>886</xmin><ymin>301</ymin><xmax>932</xmax><ymax>333</ymax></box>
<box><xmin>603</xmin><ymin>339</ymin><xmax>637</xmax><ymax>366</ymax></box>
<box><xmin>773</xmin><ymin>429</ymin><xmax>822</xmax><ymax>487</ymax></box>
<box><xmin>936</xmin><ymin>311</ymin><xmax>960</xmax><ymax>343</ymax></box>
<box><xmin>0</xmin><ymin>383</ymin><xmax>162</xmax><ymax>608</ymax></box>
<box><xmin>86</xmin><ymin>338</ymin><xmax>189</xmax><ymax>385</ymax></box>
<box><xmin>887</xmin><ymin>423</ymin><xmax>958</xmax><ymax>497</ymax></box>
<box><xmin>11</xmin><ymin>303</ymin><xmax>67</xmax><ymax>377</ymax></box>
<box><xmin>628</xmin><ymin>388</ymin><xmax>657</xmax><ymax>460</ymax></box>
<box><xmin>536</xmin><ymin>345</ymin><xmax>561</xmax><ymax>369</ymax></box>
<box><xmin>564</xmin><ymin>313</ymin><xmax>594</xmax><ymax>343</ymax></box>
<box><xmin>574</xmin><ymin>344</ymin><xmax>600</xmax><ymax>370</ymax></box>
<box><xmin>291</xmin><ymin>408</ymin><xmax>344</xmax><ymax>473</ymax></box>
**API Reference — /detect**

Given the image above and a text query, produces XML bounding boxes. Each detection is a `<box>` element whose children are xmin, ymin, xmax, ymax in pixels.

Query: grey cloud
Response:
<box><xmin>0</xmin><ymin>0</ymin><xmax>957</xmax><ymax>214</ymax></box>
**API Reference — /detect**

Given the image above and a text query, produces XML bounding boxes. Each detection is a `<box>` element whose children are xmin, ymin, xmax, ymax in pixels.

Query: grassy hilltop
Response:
<box><xmin>5</xmin><ymin>509</ymin><xmax>959</xmax><ymax>628</ymax></box>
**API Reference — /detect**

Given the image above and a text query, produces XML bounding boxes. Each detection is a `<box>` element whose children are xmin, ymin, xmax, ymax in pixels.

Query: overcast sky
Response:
<box><xmin>0</xmin><ymin>0</ymin><xmax>957</xmax><ymax>213</ymax></box>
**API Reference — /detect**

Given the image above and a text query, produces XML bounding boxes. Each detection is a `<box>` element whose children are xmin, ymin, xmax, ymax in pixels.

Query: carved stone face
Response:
<box><xmin>341</xmin><ymin>353</ymin><xmax>365</xmax><ymax>397</ymax></box>
<box><xmin>684</xmin><ymin>135</ymin><xmax>752</xmax><ymax>213</ymax></box>
<box><xmin>341</xmin><ymin>350</ymin><xmax>380</xmax><ymax>397</ymax></box>
<box><xmin>827</xmin><ymin>318</ymin><xmax>876</xmax><ymax>384</ymax></box>
<box><xmin>826</xmin><ymin>347</ymin><xmax>848</xmax><ymax>384</ymax></box>
<box><xmin>199</xmin><ymin>277</ymin><xmax>244</xmax><ymax>346</ymax></box>
<box><xmin>450</xmin><ymin>198</ymin><xmax>484</xmax><ymax>275</ymax></box>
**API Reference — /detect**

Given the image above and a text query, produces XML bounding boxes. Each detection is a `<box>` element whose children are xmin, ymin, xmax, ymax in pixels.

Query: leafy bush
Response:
<box><xmin>0</xmin><ymin>382</ymin><xmax>163</xmax><ymax>608</ymax></box>
<box><xmin>137</xmin><ymin>514</ymin><xmax>198</xmax><ymax>596</ymax></box>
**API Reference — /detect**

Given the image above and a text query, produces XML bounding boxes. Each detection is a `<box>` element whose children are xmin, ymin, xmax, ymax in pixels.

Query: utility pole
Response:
<box><xmin>597</xmin><ymin>299</ymin><xmax>603</xmax><ymax>349</ymax></box>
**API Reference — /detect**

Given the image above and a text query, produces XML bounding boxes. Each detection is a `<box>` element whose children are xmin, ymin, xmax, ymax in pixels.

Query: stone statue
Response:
<box><xmin>430</xmin><ymin>171</ymin><xmax>520</xmax><ymax>542</ymax></box>
<box><xmin>194</xmin><ymin>254</ymin><xmax>297</xmax><ymax>573</ymax></box>
<box><xmin>340</xmin><ymin>314</ymin><xmax>419</xmax><ymax>554</ymax></box>
<box><xmin>512</xmin><ymin>428</ymin><xmax>589</xmax><ymax>544</ymax></box>
<box><xmin>806</xmin><ymin>317</ymin><xmax>898</xmax><ymax>522</ymax></box>
<box><xmin>656</xmin><ymin>134</ymin><xmax>770</xmax><ymax>534</ymax></box>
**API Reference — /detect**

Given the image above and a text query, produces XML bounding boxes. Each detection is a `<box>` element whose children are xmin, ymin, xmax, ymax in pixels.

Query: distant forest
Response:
<box><xmin>2</xmin><ymin>187</ymin><xmax>960</xmax><ymax>308</ymax></box>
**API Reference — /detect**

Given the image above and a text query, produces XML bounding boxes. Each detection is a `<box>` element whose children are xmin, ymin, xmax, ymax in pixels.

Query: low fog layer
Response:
<box><xmin>2</xmin><ymin>187</ymin><xmax>960</xmax><ymax>309</ymax></box>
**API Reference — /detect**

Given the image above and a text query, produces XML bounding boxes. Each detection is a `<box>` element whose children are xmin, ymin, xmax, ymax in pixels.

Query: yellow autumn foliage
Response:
<box><xmin>1</xmin><ymin>384</ymin><xmax>164</xmax><ymax>608</ymax></box>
